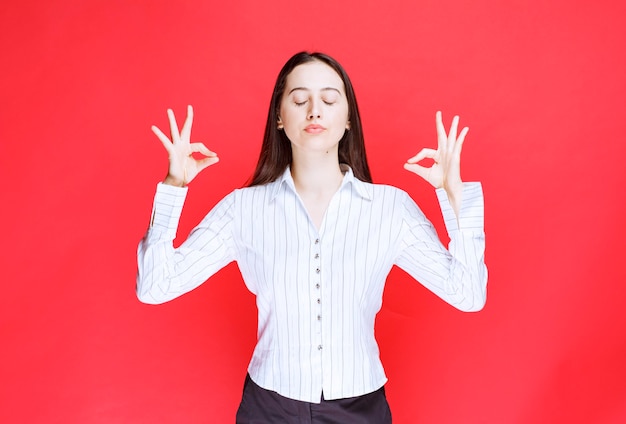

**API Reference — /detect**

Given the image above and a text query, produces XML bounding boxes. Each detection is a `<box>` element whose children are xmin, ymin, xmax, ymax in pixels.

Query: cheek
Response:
<box><xmin>277</xmin><ymin>97</ymin><xmax>291</xmax><ymax>119</ymax></box>
<box><xmin>281</xmin><ymin>117</ymin><xmax>300</xmax><ymax>142</ymax></box>
<box><xmin>278</xmin><ymin>104</ymin><xmax>298</xmax><ymax>124</ymax></box>
<box><xmin>333</xmin><ymin>107</ymin><xmax>350</xmax><ymax>127</ymax></box>
<box><xmin>335</xmin><ymin>102</ymin><xmax>349</xmax><ymax>119</ymax></box>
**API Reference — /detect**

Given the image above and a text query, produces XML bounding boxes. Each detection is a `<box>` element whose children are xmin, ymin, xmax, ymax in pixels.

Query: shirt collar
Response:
<box><xmin>269</xmin><ymin>164</ymin><xmax>372</xmax><ymax>201</ymax></box>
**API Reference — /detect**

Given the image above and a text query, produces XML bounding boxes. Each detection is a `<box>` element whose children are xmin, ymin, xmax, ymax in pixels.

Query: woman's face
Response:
<box><xmin>278</xmin><ymin>61</ymin><xmax>350</xmax><ymax>156</ymax></box>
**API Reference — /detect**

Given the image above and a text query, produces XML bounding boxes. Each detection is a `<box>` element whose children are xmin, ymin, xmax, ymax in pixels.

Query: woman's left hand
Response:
<box><xmin>404</xmin><ymin>111</ymin><xmax>468</xmax><ymax>212</ymax></box>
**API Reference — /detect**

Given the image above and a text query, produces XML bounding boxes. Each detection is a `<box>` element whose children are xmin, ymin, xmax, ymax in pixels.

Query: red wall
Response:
<box><xmin>2</xmin><ymin>0</ymin><xmax>625</xmax><ymax>422</ymax></box>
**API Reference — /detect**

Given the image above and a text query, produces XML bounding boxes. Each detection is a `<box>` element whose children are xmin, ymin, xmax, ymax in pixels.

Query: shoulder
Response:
<box><xmin>363</xmin><ymin>181</ymin><xmax>426</xmax><ymax>221</ymax></box>
<box><xmin>226</xmin><ymin>181</ymin><xmax>280</xmax><ymax>206</ymax></box>
<box><xmin>233</xmin><ymin>181</ymin><xmax>277</xmax><ymax>196</ymax></box>
<box><xmin>356</xmin><ymin>180</ymin><xmax>411</xmax><ymax>203</ymax></box>
<box><xmin>204</xmin><ymin>185</ymin><xmax>270</xmax><ymax>220</ymax></box>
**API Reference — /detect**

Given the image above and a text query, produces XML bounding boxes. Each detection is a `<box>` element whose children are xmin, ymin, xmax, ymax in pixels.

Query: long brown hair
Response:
<box><xmin>247</xmin><ymin>52</ymin><xmax>372</xmax><ymax>186</ymax></box>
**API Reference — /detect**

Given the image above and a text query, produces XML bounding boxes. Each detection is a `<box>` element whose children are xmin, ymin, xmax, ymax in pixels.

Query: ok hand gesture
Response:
<box><xmin>151</xmin><ymin>105</ymin><xmax>219</xmax><ymax>187</ymax></box>
<box><xmin>404</xmin><ymin>111</ymin><xmax>468</xmax><ymax>210</ymax></box>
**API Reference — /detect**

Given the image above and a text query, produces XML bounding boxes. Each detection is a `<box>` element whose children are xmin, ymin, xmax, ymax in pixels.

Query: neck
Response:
<box><xmin>290</xmin><ymin>149</ymin><xmax>344</xmax><ymax>195</ymax></box>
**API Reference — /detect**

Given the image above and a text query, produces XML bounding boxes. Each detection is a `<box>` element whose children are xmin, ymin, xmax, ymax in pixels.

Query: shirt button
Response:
<box><xmin>315</xmin><ymin>284</ymin><xmax>320</xmax><ymax>289</ymax></box>
<box><xmin>318</xmin><ymin>345</ymin><xmax>323</xmax><ymax>350</ymax></box>
<box><xmin>317</xmin><ymin>298</ymin><xmax>321</xmax><ymax>304</ymax></box>
<box><xmin>314</xmin><ymin>253</ymin><xmax>319</xmax><ymax>259</ymax></box>
<box><xmin>315</xmin><ymin>268</ymin><xmax>320</xmax><ymax>274</ymax></box>
<box><xmin>317</xmin><ymin>315</ymin><xmax>321</xmax><ymax>320</ymax></box>
<box><xmin>315</xmin><ymin>239</ymin><xmax>319</xmax><ymax>244</ymax></box>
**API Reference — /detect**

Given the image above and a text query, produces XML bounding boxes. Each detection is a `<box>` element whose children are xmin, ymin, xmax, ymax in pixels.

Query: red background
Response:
<box><xmin>2</xmin><ymin>0</ymin><xmax>625</xmax><ymax>422</ymax></box>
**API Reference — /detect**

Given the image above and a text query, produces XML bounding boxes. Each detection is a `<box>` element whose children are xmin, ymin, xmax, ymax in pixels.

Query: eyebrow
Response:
<box><xmin>288</xmin><ymin>87</ymin><xmax>342</xmax><ymax>95</ymax></box>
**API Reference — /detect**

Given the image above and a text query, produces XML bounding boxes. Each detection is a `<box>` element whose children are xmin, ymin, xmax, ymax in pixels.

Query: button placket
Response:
<box><xmin>313</xmin><ymin>237</ymin><xmax>322</xmax><ymax>340</ymax></box>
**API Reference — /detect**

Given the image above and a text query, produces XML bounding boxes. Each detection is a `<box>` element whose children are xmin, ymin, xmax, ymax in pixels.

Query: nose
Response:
<box><xmin>307</xmin><ymin>99</ymin><xmax>321</xmax><ymax>120</ymax></box>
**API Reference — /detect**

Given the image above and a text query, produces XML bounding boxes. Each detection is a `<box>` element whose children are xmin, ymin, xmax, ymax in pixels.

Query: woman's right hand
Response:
<box><xmin>151</xmin><ymin>105</ymin><xmax>219</xmax><ymax>187</ymax></box>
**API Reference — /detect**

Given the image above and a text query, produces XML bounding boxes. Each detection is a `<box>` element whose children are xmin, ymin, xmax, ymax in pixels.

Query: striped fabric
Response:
<box><xmin>137</xmin><ymin>166</ymin><xmax>487</xmax><ymax>403</ymax></box>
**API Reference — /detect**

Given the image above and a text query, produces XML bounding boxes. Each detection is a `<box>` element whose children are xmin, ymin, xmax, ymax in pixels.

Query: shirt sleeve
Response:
<box><xmin>394</xmin><ymin>182</ymin><xmax>487</xmax><ymax>312</ymax></box>
<box><xmin>136</xmin><ymin>183</ymin><xmax>237</xmax><ymax>304</ymax></box>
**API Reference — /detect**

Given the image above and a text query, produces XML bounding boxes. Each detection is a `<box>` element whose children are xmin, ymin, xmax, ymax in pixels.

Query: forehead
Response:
<box><xmin>284</xmin><ymin>61</ymin><xmax>345</xmax><ymax>92</ymax></box>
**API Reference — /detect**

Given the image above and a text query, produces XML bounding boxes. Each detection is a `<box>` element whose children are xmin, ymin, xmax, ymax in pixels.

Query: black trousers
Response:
<box><xmin>235</xmin><ymin>374</ymin><xmax>392</xmax><ymax>423</ymax></box>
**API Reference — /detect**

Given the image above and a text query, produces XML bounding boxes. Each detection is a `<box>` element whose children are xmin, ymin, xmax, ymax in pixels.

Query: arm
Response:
<box><xmin>136</xmin><ymin>106</ymin><xmax>227</xmax><ymax>304</ymax></box>
<box><xmin>400</xmin><ymin>112</ymin><xmax>487</xmax><ymax>311</ymax></box>
<box><xmin>395</xmin><ymin>185</ymin><xmax>487</xmax><ymax>311</ymax></box>
<box><xmin>136</xmin><ymin>188</ymin><xmax>236</xmax><ymax>304</ymax></box>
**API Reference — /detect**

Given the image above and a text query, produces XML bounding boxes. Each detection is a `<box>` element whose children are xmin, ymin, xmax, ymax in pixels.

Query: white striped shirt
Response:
<box><xmin>137</xmin><ymin>166</ymin><xmax>487</xmax><ymax>403</ymax></box>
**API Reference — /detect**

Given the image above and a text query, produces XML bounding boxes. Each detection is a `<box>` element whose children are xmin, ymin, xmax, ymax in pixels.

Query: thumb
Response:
<box><xmin>196</xmin><ymin>156</ymin><xmax>220</xmax><ymax>172</ymax></box>
<box><xmin>404</xmin><ymin>162</ymin><xmax>430</xmax><ymax>180</ymax></box>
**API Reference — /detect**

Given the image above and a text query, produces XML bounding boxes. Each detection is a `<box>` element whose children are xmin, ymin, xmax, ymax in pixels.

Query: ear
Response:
<box><xmin>346</xmin><ymin>120</ymin><xmax>351</xmax><ymax>130</ymax></box>
<box><xmin>277</xmin><ymin>116</ymin><xmax>284</xmax><ymax>130</ymax></box>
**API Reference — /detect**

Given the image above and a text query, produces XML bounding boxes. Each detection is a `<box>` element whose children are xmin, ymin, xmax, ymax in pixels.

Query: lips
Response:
<box><xmin>305</xmin><ymin>124</ymin><xmax>326</xmax><ymax>133</ymax></box>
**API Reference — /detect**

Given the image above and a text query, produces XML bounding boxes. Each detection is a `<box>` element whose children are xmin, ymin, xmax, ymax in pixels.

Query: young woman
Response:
<box><xmin>137</xmin><ymin>52</ymin><xmax>487</xmax><ymax>423</ymax></box>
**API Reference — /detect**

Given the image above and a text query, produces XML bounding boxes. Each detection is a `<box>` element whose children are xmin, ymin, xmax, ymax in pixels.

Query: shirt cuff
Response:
<box><xmin>149</xmin><ymin>183</ymin><xmax>188</xmax><ymax>235</ymax></box>
<box><xmin>436</xmin><ymin>182</ymin><xmax>484</xmax><ymax>233</ymax></box>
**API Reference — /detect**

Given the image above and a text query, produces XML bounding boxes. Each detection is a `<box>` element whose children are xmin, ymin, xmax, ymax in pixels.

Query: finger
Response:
<box><xmin>167</xmin><ymin>109</ymin><xmax>181</xmax><ymax>143</ymax></box>
<box><xmin>406</xmin><ymin>148</ymin><xmax>437</xmax><ymax>164</ymax></box>
<box><xmin>190</xmin><ymin>142</ymin><xmax>218</xmax><ymax>157</ymax></box>
<box><xmin>456</xmin><ymin>127</ymin><xmax>469</xmax><ymax>153</ymax></box>
<box><xmin>151</xmin><ymin>125</ymin><xmax>173</xmax><ymax>152</ymax></box>
<box><xmin>435</xmin><ymin>111</ymin><xmax>446</xmax><ymax>151</ymax></box>
<box><xmin>180</xmin><ymin>105</ymin><xmax>194</xmax><ymax>141</ymax></box>
<box><xmin>403</xmin><ymin>162</ymin><xmax>430</xmax><ymax>180</ymax></box>
<box><xmin>196</xmin><ymin>156</ymin><xmax>220</xmax><ymax>172</ymax></box>
<box><xmin>448</xmin><ymin>115</ymin><xmax>459</xmax><ymax>149</ymax></box>
<box><xmin>454</xmin><ymin>127</ymin><xmax>469</xmax><ymax>158</ymax></box>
